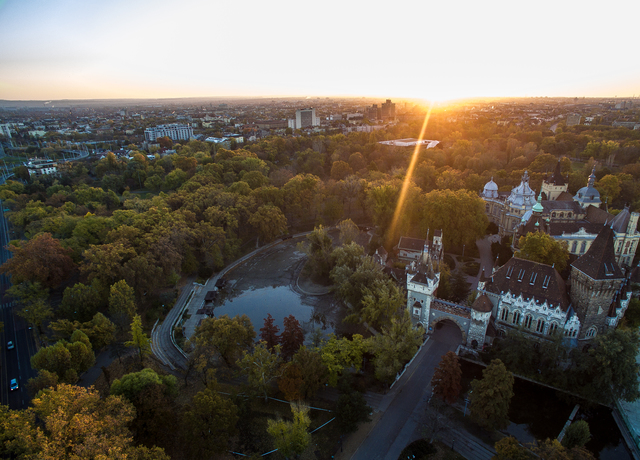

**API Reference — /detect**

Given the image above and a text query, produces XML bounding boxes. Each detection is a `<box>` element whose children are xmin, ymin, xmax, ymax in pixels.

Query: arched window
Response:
<box><xmin>524</xmin><ymin>315</ymin><xmax>533</xmax><ymax>329</ymax></box>
<box><xmin>624</xmin><ymin>241</ymin><xmax>631</xmax><ymax>255</ymax></box>
<box><xmin>501</xmin><ymin>307</ymin><xmax>509</xmax><ymax>321</ymax></box>
<box><xmin>580</xmin><ymin>241</ymin><xmax>586</xmax><ymax>254</ymax></box>
<box><xmin>548</xmin><ymin>323</ymin><xmax>558</xmax><ymax>335</ymax></box>
<box><xmin>536</xmin><ymin>319</ymin><xmax>545</xmax><ymax>333</ymax></box>
<box><xmin>572</xmin><ymin>329</ymin><xmax>577</xmax><ymax>337</ymax></box>
<box><xmin>471</xmin><ymin>340</ymin><xmax>478</xmax><ymax>349</ymax></box>
<box><xmin>512</xmin><ymin>311</ymin><xmax>521</xmax><ymax>325</ymax></box>
<box><xmin>571</xmin><ymin>241</ymin><xmax>578</xmax><ymax>253</ymax></box>
<box><xmin>586</xmin><ymin>327</ymin><xmax>597</xmax><ymax>338</ymax></box>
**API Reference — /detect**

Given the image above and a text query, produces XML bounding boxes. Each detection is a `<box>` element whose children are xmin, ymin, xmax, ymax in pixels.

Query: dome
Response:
<box><xmin>483</xmin><ymin>178</ymin><xmax>499</xmax><ymax>198</ymax></box>
<box><xmin>507</xmin><ymin>171</ymin><xmax>536</xmax><ymax>209</ymax></box>
<box><xmin>575</xmin><ymin>185</ymin><xmax>600</xmax><ymax>203</ymax></box>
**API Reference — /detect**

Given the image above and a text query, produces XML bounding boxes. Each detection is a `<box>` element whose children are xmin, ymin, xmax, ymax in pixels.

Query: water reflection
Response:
<box><xmin>212</xmin><ymin>285</ymin><xmax>338</xmax><ymax>340</ymax></box>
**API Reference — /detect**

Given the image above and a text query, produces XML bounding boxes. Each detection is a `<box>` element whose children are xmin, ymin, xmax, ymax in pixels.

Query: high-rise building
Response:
<box><xmin>288</xmin><ymin>108</ymin><xmax>319</xmax><ymax>129</ymax></box>
<box><xmin>365</xmin><ymin>99</ymin><xmax>396</xmax><ymax>120</ymax></box>
<box><xmin>144</xmin><ymin>124</ymin><xmax>193</xmax><ymax>142</ymax></box>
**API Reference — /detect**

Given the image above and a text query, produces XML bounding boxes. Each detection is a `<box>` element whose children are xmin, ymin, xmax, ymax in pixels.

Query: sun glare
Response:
<box><xmin>387</xmin><ymin>101</ymin><xmax>434</xmax><ymax>247</ymax></box>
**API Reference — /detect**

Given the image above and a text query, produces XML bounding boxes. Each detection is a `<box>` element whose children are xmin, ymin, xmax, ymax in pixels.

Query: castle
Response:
<box><xmin>406</xmin><ymin>224</ymin><xmax>633</xmax><ymax>345</ymax></box>
<box><xmin>481</xmin><ymin>162</ymin><xmax>639</xmax><ymax>270</ymax></box>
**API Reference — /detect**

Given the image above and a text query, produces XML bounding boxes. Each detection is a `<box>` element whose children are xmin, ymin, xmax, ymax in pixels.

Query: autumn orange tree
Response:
<box><xmin>430</xmin><ymin>351</ymin><xmax>462</xmax><ymax>404</ymax></box>
<box><xmin>0</xmin><ymin>233</ymin><xmax>75</xmax><ymax>288</ymax></box>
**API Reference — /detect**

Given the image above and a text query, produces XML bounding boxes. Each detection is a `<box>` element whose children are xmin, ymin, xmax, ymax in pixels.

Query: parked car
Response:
<box><xmin>10</xmin><ymin>379</ymin><xmax>18</xmax><ymax>391</ymax></box>
<box><xmin>6</xmin><ymin>341</ymin><xmax>13</xmax><ymax>350</ymax></box>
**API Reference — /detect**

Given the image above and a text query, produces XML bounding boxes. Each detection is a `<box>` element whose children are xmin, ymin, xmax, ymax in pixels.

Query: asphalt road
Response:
<box><xmin>352</xmin><ymin>322</ymin><xmax>462</xmax><ymax>460</ymax></box>
<box><xmin>0</xmin><ymin>201</ymin><xmax>38</xmax><ymax>409</ymax></box>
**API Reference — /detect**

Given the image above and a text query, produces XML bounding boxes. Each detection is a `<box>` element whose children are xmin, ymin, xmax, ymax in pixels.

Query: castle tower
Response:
<box><xmin>541</xmin><ymin>160</ymin><xmax>568</xmax><ymax>201</ymax></box>
<box><xmin>406</xmin><ymin>230</ymin><xmax>443</xmax><ymax>326</ymax></box>
<box><xmin>468</xmin><ymin>294</ymin><xmax>493</xmax><ymax>347</ymax></box>
<box><xmin>570</xmin><ymin>225</ymin><xmax>625</xmax><ymax>339</ymax></box>
<box><xmin>574</xmin><ymin>166</ymin><xmax>601</xmax><ymax>209</ymax></box>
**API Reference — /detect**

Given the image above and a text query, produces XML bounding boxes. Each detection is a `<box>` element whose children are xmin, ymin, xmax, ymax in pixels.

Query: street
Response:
<box><xmin>352</xmin><ymin>321</ymin><xmax>463</xmax><ymax>460</ymax></box>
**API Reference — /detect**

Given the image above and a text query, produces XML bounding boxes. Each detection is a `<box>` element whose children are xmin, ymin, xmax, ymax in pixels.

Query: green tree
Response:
<box><xmin>249</xmin><ymin>204</ymin><xmax>288</xmax><ymax>243</ymax></box>
<box><xmin>192</xmin><ymin>314</ymin><xmax>256</xmax><ymax>368</ymax></box>
<box><xmin>335</xmin><ymin>391</ymin><xmax>372</xmax><ymax>433</ymax></box>
<box><xmin>562</xmin><ymin>420</ymin><xmax>591</xmax><ymax>449</ymax></box>
<box><xmin>367</xmin><ymin>311</ymin><xmax>423</xmax><ymax>383</ymax></box>
<box><xmin>126</xmin><ymin>315</ymin><xmax>151</xmax><ymax>365</ymax></box>
<box><xmin>337</xmin><ymin>218</ymin><xmax>360</xmax><ymax>245</ymax></box>
<box><xmin>493</xmin><ymin>437</ymin><xmax>534</xmax><ymax>460</ymax></box>
<box><xmin>431</xmin><ymin>351</ymin><xmax>462</xmax><ymax>404</ymax></box>
<box><xmin>266</xmin><ymin>402</ymin><xmax>311</xmax><ymax>459</ymax></box>
<box><xmin>181</xmin><ymin>386</ymin><xmax>239</xmax><ymax>458</ymax></box>
<box><xmin>238</xmin><ymin>341</ymin><xmax>282</xmax><ymax>402</ymax></box>
<box><xmin>110</xmin><ymin>368</ymin><xmax>177</xmax><ymax>402</ymax></box>
<box><xmin>572</xmin><ymin>329</ymin><xmax>640</xmax><ymax>403</ymax></box>
<box><xmin>595</xmin><ymin>174</ymin><xmax>621</xmax><ymax>204</ymax></box>
<box><xmin>360</xmin><ymin>278</ymin><xmax>405</xmax><ymax>329</ymax></box>
<box><xmin>469</xmin><ymin>359</ymin><xmax>514</xmax><ymax>431</ymax></box>
<box><xmin>17</xmin><ymin>298</ymin><xmax>52</xmax><ymax>333</ymax></box>
<box><xmin>31</xmin><ymin>332</ymin><xmax>95</xmax><ymax>383</ymax></box>
<box><xmin>420</xmin><ymin>189</ymin><xmax>488</xmax><ymax>248</ymax></box>
<box><xmin>109</xmin><ymin>279</ymin><xmax>137</xmax><ymax>327</ymax></box>
<box><xmin>298</xmin><ymin>225</ymin><xmax>333</xmax><ymax>281</ymax></box>
<box><xmin>321</xmin><ymin>334</ymin><xmax>367</xmax><ymax>386</ymax></box>
<box><xmin>516</xmin><ymin>232</ymin><xmax>570</xmax><ymax>272</ymax></box>
<box><xmin>59</xmin><ymin>281</ymin><xmax>105</xmax><ymax>322</ymax></box>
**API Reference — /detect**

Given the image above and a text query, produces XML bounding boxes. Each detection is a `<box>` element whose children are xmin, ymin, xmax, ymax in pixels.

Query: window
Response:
<box><xmin>571</xmin><ymin>241</ymin><xmax>577</xmax><ymax>253</ymax></box>
<box><xmin>572</xmin><ymin>329</ymin><xmax>577</xmax><ymax>337</ymax></box>
<box><xmin>536</xmin><ymin>319</ymin><xmax>545</xmax><ymax>333</ymax></box>
<box><xmin>625</xmin><ymin>241</ymin><xmax>631</xmax><ymax>255</ymax></box>
<box><xmin>586</xmin><ymin>327</ymin><xmax>597</xmax><ymax>338</ymax></box>
<box><xmin>524</xmin><ymin>315</ymin><xmax>533</xmax><ymax>329</ymax></box>
<box><xmin>529</xmin><ymin>272</ymin><xmax>537</xmax><ymax>285</ymax></box>
<box><xmin>580</xmin><ymin>241</ymin><xmax>586</xmax><ymax>254</ymax></box>
<box><xmin>552</xmin><ymin>212</ymin><xmax>556</xmax><ymax>218</ymax></box>
<box><xmin>517</xmin><ymin>269</ymin><xmax>525</xmax><ymax>282</ymax></box>
<box><xmin>548</xmin><ymin>323</ymin><xmax>558</xmax><ymax>335</ymax></box>
<box><xmin>500</xmin><ymin>308</ymin><xmax>509</xmax><ymax>321</ymax></box>
<box><xmin>542</xmin><ymin>275</ymin><xmax>550</xmax><ymax>289</ymax></box>
<box><xmin>512</xmin><ymin>311</ymin><xmax>521</xmax><ymax>325</ymax></box>
<box><xmin>506</xmin><ymin>266</ymin><xmax>514</xmax><ymax>279</ymax></box>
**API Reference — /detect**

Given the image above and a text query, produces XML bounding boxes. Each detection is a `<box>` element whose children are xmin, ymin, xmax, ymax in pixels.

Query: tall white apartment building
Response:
<box><xmin>288</xmin><ymin>108</ymin><xmax>320</xmax><ymax>129</ymax></box>
<box><xmin>0</xmin><ymin>124</ymin><xmax>12</xmax><ymax>139</ymax></box>
<box><xmin>144</xmin><ymin>124</ymin><xmax>193</xmax><ymax>142</ymax></box>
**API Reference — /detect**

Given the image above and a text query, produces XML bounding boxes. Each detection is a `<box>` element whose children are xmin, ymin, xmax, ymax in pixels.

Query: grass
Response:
<box><xmin>461</xmin><ymin>262</ymin><xmax>480</xmax><ymax>276</ymax></box>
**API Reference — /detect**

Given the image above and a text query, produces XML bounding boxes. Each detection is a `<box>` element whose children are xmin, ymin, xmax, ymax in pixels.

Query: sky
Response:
<box><xmin>0</xmin><ymin>0</ymin><xmax>638</xmax><ymax>101</ymax></box>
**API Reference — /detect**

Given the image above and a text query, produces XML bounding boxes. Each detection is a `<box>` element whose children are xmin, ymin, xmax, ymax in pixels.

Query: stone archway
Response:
<box><xmin>429</xmin><ymin>318</ymin><xmax>465</xmax><ymax>345</ymax></box>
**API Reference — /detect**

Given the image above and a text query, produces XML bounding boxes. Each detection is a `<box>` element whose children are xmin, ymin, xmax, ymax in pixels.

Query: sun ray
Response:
<box><xmin>386</xmin><ymin>102</ymin><xmax>434</xmax><ymax>247</ymax></box>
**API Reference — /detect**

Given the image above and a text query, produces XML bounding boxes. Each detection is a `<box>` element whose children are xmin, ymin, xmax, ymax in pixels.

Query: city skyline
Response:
<box><xmin>1</xmin><ymin>0</ymin><xmax>639</xmax><ymax>102</ymax></box>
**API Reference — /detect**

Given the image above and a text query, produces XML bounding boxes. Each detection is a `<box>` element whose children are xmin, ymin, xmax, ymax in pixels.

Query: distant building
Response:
<box><xmin>0</xmin><ymin>124</ymin><xmax>12</xmax><ymax>139</ymax></box>
<box><xmin>365</xmin><ymin>99</ymin><xmax>396</xmax><ymax>121</ymax></box>
<box><xmin>26</xmin><ymin>158</ymin><xmax>57</xmax><ymax>177</ymax></box>
<box><xmin>566</xmin><ymin>114</ymin><xmax>582</xmax><ymax>126</ymax></box>
<box><xmin>144</xmin><ymin>124</ymin><xmax>193</xmax><ymax>142</ymax></box>
<box><xmin>288</xmin><ymin>108</ymin><xmax>319</xmax><ymax>129</ymax></box>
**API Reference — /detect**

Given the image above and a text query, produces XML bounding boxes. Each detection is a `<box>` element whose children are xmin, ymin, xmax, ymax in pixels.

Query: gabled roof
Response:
<box><xmin>571</xmin><ymin>225</ymin><xmax>624</xmax><ymax>280</ymax></box>
<box><xmin>542</xmin><ymin>201</ymin><xmax>583</xmax><ymax>213</ymax></box>
<box><xmin>611</xmin><ymin>206</ymin><xmax>631</xmax><ymax>233</ymax></box>
<box><xmin>546</xmin><ymin>160</ymin><xmax>567</xmax><ymax>186</ymax></box>
<box><xmin>585</xmin><ymin>205</ymin><xmax>613</xmax><ymax>224</ymax></box>
<box><xmin>556</xmin><ymin>191</ymin><xmax>575</xmax><ymax>201</ymax></box>
<box><xmin>398</xmin><ymin>237</ymin><xmax>425</xmax><ymax>252</ymax></box>
<box><xmin>485</xmin><ymin>257</ymin><xmax>570</xmax><ymax>311</ymax></box>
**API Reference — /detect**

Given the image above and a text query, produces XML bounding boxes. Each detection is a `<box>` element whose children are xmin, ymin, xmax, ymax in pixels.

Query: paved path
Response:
<box><xmin>150</xmin><ymin>277</ymin><xmax>194</xmax><ymax>370</ymax></box>
<box><xmin>351</xmin><ymin>322</ymin><xmax>462</xmax><ymax>460</ymax></box>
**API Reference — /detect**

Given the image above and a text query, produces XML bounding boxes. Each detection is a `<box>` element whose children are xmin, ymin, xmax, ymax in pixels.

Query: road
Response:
<box><xmin>150</xmin><ymin>278</ymin><xmax>195</xmax><ymax>370</ymax></box>
<box><xmin>0</xmin><ymin>202</ymin><xmax>38</xmax><ymax>409</ymax></box>
<box><xmin>352</xmin><ymin>322</ymin><xmax>463</xmax><ymax>460</ymax></box>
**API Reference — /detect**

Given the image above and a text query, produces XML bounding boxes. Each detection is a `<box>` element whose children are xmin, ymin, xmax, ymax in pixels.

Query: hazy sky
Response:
<box><xmin>0</xmin><ymin>0</ymin><xmax>638</xmax><ymax>101</ymax></box>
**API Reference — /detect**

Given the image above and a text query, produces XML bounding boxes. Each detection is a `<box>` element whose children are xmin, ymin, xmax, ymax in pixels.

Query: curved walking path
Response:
<box><xmin>151</xmin><ymin>230</ymin><xmax>325</xmax><ymax>370</ymax></box>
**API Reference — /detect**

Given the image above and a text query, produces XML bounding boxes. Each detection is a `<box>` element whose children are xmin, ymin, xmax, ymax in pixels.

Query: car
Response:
<box><xmin>7</xmin><ymin>341</ymin><xmax>14</xmax><ymax>350</ymax></box>
<box><xmin>10</xmin><ymin>379</ymin><xmax>18</xmax><ymax>391</ymax></box>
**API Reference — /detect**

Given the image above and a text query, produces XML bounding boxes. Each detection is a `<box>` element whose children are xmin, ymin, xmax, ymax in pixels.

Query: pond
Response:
<box><xmin>212</xmin><ymin>284</ymin><xmax>343</xmax><ymax>341</ymax></box>
<box><xmin>460</xmin><ymin>360</ymin><xmax>633</xmax><ymax>459</ymax></box>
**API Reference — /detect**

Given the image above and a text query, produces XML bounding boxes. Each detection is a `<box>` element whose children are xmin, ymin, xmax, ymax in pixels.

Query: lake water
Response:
<box><xmin>211</xmin><ymin>284</ymin><xmax>341</xmax><ymax>341</ymax></box>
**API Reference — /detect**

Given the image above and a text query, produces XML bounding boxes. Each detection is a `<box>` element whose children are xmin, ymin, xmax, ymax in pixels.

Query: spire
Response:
<box><xmin>587</xmin><ymin>165</ymin><xmax>596</xmax><ymax>188</ymax></box>
<box><xmin>532</xmin><ymin>190</ymin><xmax>544</xmax><ymax>213</ymax></box>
